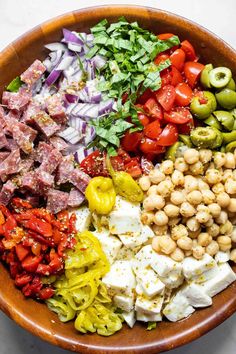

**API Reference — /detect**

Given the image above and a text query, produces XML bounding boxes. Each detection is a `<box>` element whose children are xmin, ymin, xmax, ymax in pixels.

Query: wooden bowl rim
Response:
<box><xmin>0</xmin><ymin>5</ymin><xmax>236</xmax><ymax>354</ymax></box>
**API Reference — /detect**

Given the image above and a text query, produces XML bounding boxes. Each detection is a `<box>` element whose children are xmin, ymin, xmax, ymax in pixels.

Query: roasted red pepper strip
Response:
<box><xmin>2</xmin><ymin>215</ymin><xmax>17</xmax><ymax>239</ymax></box>
<box><xmin>11</xmin><ymin>198</ymin><xmax>33</xmax><ymax>212</ymax></box>
<box><xmin>68</xmin><ymin>213</ymin><xmax>77</xmax><ymax>235</ymax></box>
<box><xmin>15</xmin><ymin>214</ymin><xmax>53</xmax><ymax>237</ymax></box>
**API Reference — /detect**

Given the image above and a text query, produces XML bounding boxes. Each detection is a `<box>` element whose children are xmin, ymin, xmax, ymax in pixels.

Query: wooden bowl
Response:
<box><xmin>0</xmin><ymin>5</ymin><xmax>235</xmax><ymax>354</ymax></box>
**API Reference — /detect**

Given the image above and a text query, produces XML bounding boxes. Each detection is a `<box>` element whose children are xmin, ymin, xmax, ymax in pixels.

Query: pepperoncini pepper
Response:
<box><xmin>85</xmin><ymin>177</ymin><xmax>116</xmax><ymax>215</ymax></box>
<box><xmin>106</xmin><ymin>156</ymin><xmax>143</xmax><ymax>203</ymax></box>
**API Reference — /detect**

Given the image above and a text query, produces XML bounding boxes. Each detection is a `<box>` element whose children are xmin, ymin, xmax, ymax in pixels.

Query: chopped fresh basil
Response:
<box><xmin>147</xmin><ymin>321</ymin><xmax>157</xmax><ymax>331</ymax></box>
<box><xmin>6</xmin><ymin>76</ymin><xmax>23</xmax><ymax>92</ymax></box>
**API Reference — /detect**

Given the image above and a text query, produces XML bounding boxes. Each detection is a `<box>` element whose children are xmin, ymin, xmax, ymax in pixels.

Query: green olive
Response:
<box><xmin>225</xmin><ymin>141</ymin><xmax>236</xmax><ymax>153</ymax></box>
<box><xmin>220</xmin><ymin>146</ymin><xmax>226</xmax><ymax>153</ymax></box>
<box><xmin>165</xmin><ymin>142</ymin><xmax>182</xmax><ymax>161</ymax></box>
<box><xmin>211</xmin><ymin>127</ymin><xmax>223</xmax><ymax>148</ymax></box>
<box><xmin>179</xmin><ymin>134</ymin><xmax>193</xmax><ymax>147</ymax></box>
<box><xmin>225</xmin><ymin>78</ymin><xmax>236</xmax><ymax>91</ymax></box>
<box><xmin>215</xmin><ymin>88</ymin><xmax>236</xmax><ymax>110</ymax></box>
<box><xmin>212</xmin><ymin>110</ymin><xmax>234</xmax><ymax>131</ymax></box>
<box><xmin>204</xmin><ymin>114</ymin><xmax>222</xmax><ymax>130</ymax></box>
<box><xmin>222</xmin><ymin>130</ymin><xmax>236</xmax><ymax>144</ymax></box>
<box><xmin>200</xmin><ymin>63</ymin><xmax>213</xmax><ymax>89</ymax></box>
<box><xmin>209</xmin><ymin>67</ymin><xmax>232</xmax><ymax>88</ymax></box>
<box><xmin>230</xmin><ymin>108</ymin><xmax>236</xmax><ymax>119</ymax></box>
<box><xmin>190</xmin><ymin>91</ymin><xmax>217</xmax><ymax>119</ymax></box>
<box><xmin>190</xmin><ymin>127</ymin><xmax>217</xmax><ymax>149</ymax></box>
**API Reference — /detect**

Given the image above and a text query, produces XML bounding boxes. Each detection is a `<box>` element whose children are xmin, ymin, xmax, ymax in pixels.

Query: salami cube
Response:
<box><xmin>0</xmin><ymin>131</ymin><xmax>8</xmax><ymax>149</ymax></box>
<box><xmin>35</xmin><ymin>170</ymin><xmax>54</xmax><ymax>194</ymax></box>
<box><xmin>21</xmin><ymin>101</ymin><xmax>41</xmax><ymax>124</ymax></box>
<box><xmin>46</xmin><ymin>189</ymin><xmax>69</xmax><ymax>214</ymax></box>
<box><xmin>46</xmin><ymin>94</ymin><xmax>67</xmax><ymax>124</ymax></box>
<box><xmin>0</xmin><ymin>152</ymin><xmax>10</xmax><ymax>163</ymax></box>
<box><xmin>0</xmin><ymin>180</ymin><xmax>17</xmax><ymax>205</ymax></box>
<box><xmin>7</xmin><ymin>117</ymin><xmax>37</xmax><ymax>154</ymax></box>
<box><xmin>70</xmin><ymin>168</ymin><xmax>91</xmax><ymax>193</ymax></box>
<box><xmin>39</xmin><ymin>148</ymin><xmax>62</xmax><ymax>174</ymax></box>
<box><xmin>68</xmin><ymin>188</ymin><xmax>85</xmax><ymax>207</ymax></box>
<box><xmin>20</xmin><ymin>59</ymin><xmax>46</xmax><ymax>86</ymax></box>
<box><xmin>0</xmin><ymin>149</ymin><xmax>21</xmax><ymax>182</ymax></box>
<box><xmin>2</xmin><ymin>88</ymin><xmax>31</xmax><ymax>111</ymax></box>
<box><xmin>57</xmin><ymin>155</ymin><xmax>75</xmax><ymax>184</ymax></box>
<box><xmin>21</xmin><ymin>171</ymin><xmax>38</xmax><ymax>192</ymax></box>
<box><xmin>34</xmin><ymin>142</ymin><xmax>54</xmax><ymax>163</ymax></box>
<box><xmin>49</xmin><ymin>136</ymin><xmax>68</xmax><ymax>152</ymax></box>
<box><xmin>33</xmin><ymin>111</ymin><xmax>60</xmax><ymax>137</ymax></box>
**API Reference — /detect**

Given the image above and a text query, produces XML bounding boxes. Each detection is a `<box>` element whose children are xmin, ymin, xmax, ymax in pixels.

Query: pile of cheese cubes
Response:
<box><xmin>72</xmin><ymin>196</ymin><xmax>236</xmax><ymax>327</ymax></box>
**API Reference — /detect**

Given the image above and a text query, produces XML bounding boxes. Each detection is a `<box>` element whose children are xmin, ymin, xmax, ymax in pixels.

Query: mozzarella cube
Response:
<box><xmin>136</xmin><ymin>268</ymin><xmax>165</xmax><ymax>297</ymax></box>
<box><xmin>136</xmin><ymin>312</ymin><xmax>162</xmax><ymax>322</ymax></box>
<box><xmin>135</xmin><ymin>294</ymin><xmax>164</xmax><ymax>316</ymax></box>
<box><xmin>113</xmin><ymin>294</ymin><xmax>134</xmax><ymax>312</ymax></box>
<box><xmin>201</xmin><ymin>263</ymin><xmax>236</xmax><ymax>297</ymax></box>
<box><xmin>109</xmin><ymin>197</ymin><xmax>142</xmax><ymax>235</ymax></box>
<box><xmin>93</xmin><ymin>229</ymin><xmax>122</xmax><ymax>264</ymax></box>
<box><xmin>102</xmin><ymin>260</ymin><xmax>136</xmax><ymax>296</ymax></box>
<box><xmin>180</xmin><ymin>283</ymin><xmax>212</xmax><ymax>308</ymax></box>
<box><xmin>135</xmin><ymin>283</ymin><xmax>144</xmax><ymax>295</ymax></box>
<box><xmin>119</xmin><ymin>225</ymin><xmax>154</xmax><ymax>249</ymax></box>
<box><xmin>163</xmin><ymin>292</ymin><xmax>195</xmax><ymax>322</ymax></box>
<box><xmin>132</xmin><ymin>245</ymin><xmax>156</xmax><ymax>274</ymax></box>
<box><xmin>122</xmin><ymin>311</ymin><xmax>136</xmax><ymax>328</ymax></box>
<box><xmin>116</xmin><ymin>247</ymin><xmax>135</xmax><ymax>261</ymax></box>
<box><xmin>215</xmin><ymin>251</ymin><xmax>230</xmax><ymax>264</ymax></box>
<box><xmin>182</xmin><ymin>254</ymin><xmax>218</xmax><ymax>283</ymax></box>
<box><xmin>151</xmin><ymin>253</ymin><xmax>182</xmax><ymax>278</ymax></box>
<box><xmin>71</xmin><ymin>206</ymin><xmax>91</xmax><ymax>232</ymax></box>
<box><xmin>159</xmin><ymin>273</ymin><xmax>184</xmax><ymax>289</ymax></box>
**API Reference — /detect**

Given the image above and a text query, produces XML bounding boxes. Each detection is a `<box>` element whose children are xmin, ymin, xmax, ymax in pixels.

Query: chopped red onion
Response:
<box><xmin>74</xmin><ymin>147</ymin><xmax>95</xmax><ymax>163</ymax></box>
<box><xmin>58</xmin><ymin>127</ymin><xmax>83</xmax><ymax>144</ymax></box>
<box><xmin>62</xmin><ymin>29</ymin><xmax>83</xmax><ymax>45</ymax></box>
<box><xmin>45</xmin><ymin>43</ymin><xmax>67</xmax><ymax>52</ymax></box>
<box><xmin>92</xmin><ymin>54</ymin><xmax>107</xmax><ymax>69</ymax></box>
<box><xmin>98</xmin><ymin>99</ymin><xmax>114</xmax><ymax>115</ymax></box>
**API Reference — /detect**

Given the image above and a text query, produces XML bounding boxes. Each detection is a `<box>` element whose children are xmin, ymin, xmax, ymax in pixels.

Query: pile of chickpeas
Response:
<box><xmin>139</xmin><ymin>148</ymin><xmax>236</xmax><ymax>263</ymax></box>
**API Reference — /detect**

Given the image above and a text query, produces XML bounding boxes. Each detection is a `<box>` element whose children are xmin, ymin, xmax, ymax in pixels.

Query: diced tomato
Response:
<box><xmin>154</xmin><ymin>53</ymin><xmax>169</xmax><ymax>66</ymax></box>
<box><xmin>124</xmin><ymin>159</ymin><xmax>142</xmax><ymax>178</ymax></box>
<box><xmin>121</xmin><ymin>131</ymin><xmax>143</xmax><ymax>152</ymax></box>
<box><xmin>117</xmin><ymin>147</ymin><xmax>131</xmax><ymax>164</ymax></box>
<box><xmin>22</xmin><ymin>255</ymin><xmax>42</xmax><ymax>273</ymax></box>
<box><xmin>144</xmin><ymin>120</ymin><xmax>162</xmax><ymax>139</ymax></box>
<box><xmin>15</xmin><ymin>244</ymin><xmax>30</xmax><ymax>261</ymax></box>
<box><xmin>110</xmin><ymin>156</ymin><xmax>125</xmax><ymax>171</ymax></box>
<box><xmin>181</xmin><ymin>40</ymin><xmax>197</xmax><ymax>61</ymax></box>
<box><xmin>136</xmin><ymin>88</ymin><xmax>153</xmax><ymax>105</ymax></box>
<box><xmin>160</xmin><ymin>69</ymin><xmax>172</xmax><ymax>86</ymax></box>
<box><xmin>144</xmin><ymin>98</ymin><xmax>163</xmax><ymax>120</ymax></box>
<box><xmin>177</xmin><ymin>117</ymin><xmax>195</xmax><ymax>134</ymax></box>
<box><xmin>38</xmin><ymin>287</ymin><xmax>54</xmax><ymax>300</ymax></box>
<box><xmin>155</xmin><ymin>85</ymin><xmax>176</xmax><ymax>112</ymax></box>
<box><xmin>122</xmin><ymin>92</ymin><xmax>129</xmax><ymax>104</ymax></box>
<box><xmin>140</xmin><ymin>138</ymin><xmax>166</xmax><ymax>154</ymax></box>
<box><xmin>170</xmin><ymin>49</ymin><xmax>186</xmax><ymax>71</ymax></box>
<box><xmin>138</xmin><ymin>112</ymin><xmax>150</xmax><ymax>126</ymax></box>
<box><xmin>175</xmin><ymin>82</ymin><xmax>193</xmax><ymax>106</ymax></box>
<box><xmin>164</xmin><ymin>107</ymin><xmax>193</xmax><ymax>125</ymax></box>
<box><xmin>171</xmin><ymin>67</ymin><xmax>184</xmax><ymax>86</ymax></box>
<box><xmin>184</xmin><ymin>61</ymin><xmax>205</xmax><ymax>88</ymax></box>
<box><xmin>80</xmin><ymin>150</ymin><xmax>107</xmax><ymax>177</ymax></box>
<box><xmin>156</xmin><ymin>123</ymin><xmax>178</xmax><ymax>146</ymax></box>
<box><xmin>157</xmin><ymin>33</ymin><xmax>174</xmax><ymax>40</ymax></box>
<box><xmin>15</xmin><ymin>274</ymin><xmax>33</xmax><ymax>287</ymax></box>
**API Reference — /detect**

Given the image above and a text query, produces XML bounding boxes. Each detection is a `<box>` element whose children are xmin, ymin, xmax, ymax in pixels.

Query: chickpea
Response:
<box><xmin>174</xmin><ymin>157</ymin><xmax>188</xmax><ymax>172</ymax></box>
<box><xmin>230</xmin><ymin>249</ymin><xmax>236</xmax><ymax>263</ymax></box>
<box><xmin>208</xmin><ymin>203</ymin><xmax>221</xmax><ymax>218</ymax></box>
<box><xmin>212</xmin><ymin>183</ymin><xmax>225</xmax><ymax>194</ymax></box>
<box><xmin>147</xmin><ymin>185</ymin><xmax>159</xmax><ymax>196</ymax></box>
<box><xmin>180</xmin><ymin>202</ymin><xmax>196</xmax><ymax>218</ymax></box>
<box><xmin>225</xmin><ymin>178</ymin><xmax>236</xmax><ymax>195</ymax></box>
<box><xmin>154</xmin><ymin>210</ymin><xmax>169</xmax><ymax>226</ymax></box>
<box><xmin>184</xmin><ymin>148</ymin><xmax>199</xmax><ymax>164</ymax></box>
<box><xmin>220</xmin><ymin>220</ymin><xmax>233</xmax><ymax>236</ymax></box>
<box><xmin>171</xmin><ymin>224</ymin><xmax>188</xmax><ymax>240</ymax></box>
<box><xmin>188</xmin><ymin>229</ymin><xmax>201</xmax><ymax>239</ymax></box>
<box><xmin>185</xmin><ymin>250</ymin><xmax>193</xmax><ymax>257</ymax></box>
<box><xmin>234</xmin><ymin>148</ymin><xmax>236</xmax><ymax>162</ymax></box>
<box><xmin>186</xmin><ymin>190</ymin><xmax>202</xmax><ymax>205</ymax></box>
<box><xmin>216</xmin><ymin>192</ymin><xmax>230</xmax><ymax>208</ymax></box>
<box><xmin>205</xmin><ymin>169</ymin><xmax>222</xmax><ymax>185</ymax></box>
<box><xmin>141</xmin><ymin>211</ymin><xmax>154</xmax><ymax>225</ymax></box>
<box><xmin>192</xmin><ymin>239</ymin><xmax>198</xmax><ymax>248</ymax></box>
<box><xmin>198</xmin><ymin>179</ymin><xmax>210</xmax><ymax>191</ymax></box>
<box><xmin>156</xmin><ymin>180</ymin><xmax>173</xmax><ymax>197</ymax></box>
<box><xmin>164</xmin><ymin>204</ymin><xmax>180</xmax><ymax>218</ymax></box>
<box><xmin>160</xmin><ymin>160</ymin><xmax>174</xmax><ymax>175</ymax></box>
<box><xmin>217</xmin><ymin>235</ymin><xmax>232</xmax><ymax>251</ymax></box>
<box><xmin>197</xmin><ymin>204</ymin><xmax>209</xmax><ymax>213</ymax></box>
<box><xmin>207</xmin><ymin>223</ymin><xmax>220</xmax><ymax>238</ymax></box>
<box><xmin>184</xmin><ymin>175</ymin><xmax>198</xmax><ymax>193</ymax></box>
<box><xmin>196</xmin><ymin>211</ymin><xmax>210</xmax><ymax>224</ymax></box>
<box><xmin>205</xmin><ymin>217</ymin><xmax>214</xmax><ymax>227</ymax></box>
<box><xmin>206</xmin><ymin>240</ymin><xmax>219</xmax><ymax>256</ymax></box>
<box><xmin>224</xmin><ymin>152</ymin><xmax>235</xmax><ymax>169</ymax></box>
<box><xmin>231</xmin><ymin>228</ymin><xmax>236</xmax><ymax>242</ymax></box>
<box><xmin>170</xmin><ymin>190</ymin><xmax>185</xmax><ymax>205</ymax></box>
<box><xmin>199</xmin><ymin>149</ymin><xmax>212</xmax><ymax>164</ymax></box>
<box><xmin>152</xmin><ymin>236</ymin><xmax>161</xmax><ymax>252</ymax></box>
<box><xmin>177</xmin><ymin>236</ymin><xmax>193</xmax><ymax>250</ymax></box>
<box><xmin>192</xmin><ymin>245</ymin><xmax>205</xmax><ymax>259</ymax></box>
<box><xmin>152</xmin><ymin>224</ymin><xmax>168</xmax><ymax>236</ymax></box>
<box><xmin>222</xmin><ymin>169</ymin><xmax>233</xmax><ymax>183</ymax></box>
<box><xmin>171</xmin><ymin>170</ymin><xmax>184</xmax><ymax>186</ymax></box>
<box><xmin>143</xmin><ymin>195</ymin><xmax>165</xmax><ymax>211</ymax></box>
<box><xmin>170</xmin><ymin>247</ymin><xmax>185</xmax><ymax>262</ymax></box>
<box><xmin>202</xmin><ymin>190</ymin><xmax>215</xmax><ymax>204</ymax></box>
<box><xmin>159</xmin><ymin>236</ymin><xmax>177</xmax><ymax>255</ymax></box>
<box><xmin>149</xmin><ymin>169</ymin><xmax>165</xmax><ymax>184</ymax></box>
<box><xmin>214</xmin><ymin>152</ymin><xmax>226</xmax><ymax>168</ymax></box>
<box><xmin>186</xmin><ymin>217</ymin><xmax>200</xmax><ymax>232</ymax></box>
<box><xmin>189</xmin><ymin>161</ymin><xmax>204</xmax><ymax>175</ymax></box>
<box><xmin>228</xmin><ymin>198</ymin><xmax>236</xmax><ymax>213</ymax></box>
<box><xmin>139</xmin><ymin>176</ymin><xmax>151</xmax><ymax>191</ymax></box>
<box><xmin>215</xmin><ymin>211</ymin><xmax>228</xmax><ymax>225</ymax></box>
<box><xmin>198</xmin><ymin>232</ymin><xmax>212</xmax><ymax>247</ymax></box>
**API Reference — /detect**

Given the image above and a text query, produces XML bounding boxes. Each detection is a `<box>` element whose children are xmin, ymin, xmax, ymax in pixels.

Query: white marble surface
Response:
<box><xmin>0</xmin><ymin>0</ymin><xmax>235</xmax><ymax>353</ymax></box>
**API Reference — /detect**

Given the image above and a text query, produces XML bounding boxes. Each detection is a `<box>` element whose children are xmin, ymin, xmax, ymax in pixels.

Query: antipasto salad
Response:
<box><xmin>0</xmin><ymin>18</ymin><xmax>236</xmax><ymax>335</ymax></box>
